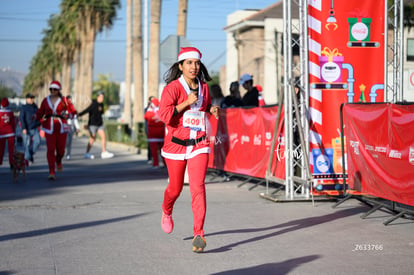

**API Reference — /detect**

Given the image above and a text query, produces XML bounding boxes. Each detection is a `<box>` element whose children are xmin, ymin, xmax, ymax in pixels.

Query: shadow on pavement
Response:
<box><xmin>211</xmin><ymin>255</ymin><xmax>321</xmax><ymax>275</ymax></box>
<box><xmin>185</xmin><ymin>206</ymin><xmax>367</xmax><ymax>253</ymax></box>
<box><xmin>0</xmin><ymin>212</ymin><xmax>151</xmax><ymax>242</ymax></box>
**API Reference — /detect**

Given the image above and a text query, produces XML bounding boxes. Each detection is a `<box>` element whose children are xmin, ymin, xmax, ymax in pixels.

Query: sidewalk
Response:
<box><xmin>0</xmin><ymin>136</ymin><xmax>413</xmax><ymax>274</ymax></box>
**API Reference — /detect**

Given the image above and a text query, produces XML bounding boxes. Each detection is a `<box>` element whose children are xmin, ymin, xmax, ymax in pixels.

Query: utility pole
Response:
<box><xmin>132</xmin><ymin>0</ymin><xmax>143</xmax><ymax>124</ymax></box>
<box><xmin>148</xmin><ymin>0</ymin><xmax>161</xmax><ymax>99</ymax></box>
<box><xmin>143</xmin><ymin>0</ymin><xmax>149</xmax><ymax>108</ymax></box>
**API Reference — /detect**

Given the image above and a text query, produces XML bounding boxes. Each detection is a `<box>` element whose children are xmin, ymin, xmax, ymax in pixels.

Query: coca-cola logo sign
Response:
<box><xmin>351</xmin><ymin>22</ymin><xmax>369</xmax><ymax>41</ymax></box>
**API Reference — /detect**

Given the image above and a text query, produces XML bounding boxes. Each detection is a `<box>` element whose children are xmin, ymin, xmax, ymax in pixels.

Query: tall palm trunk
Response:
<box><xmin>124</xmin><ymin>0</ymin><xmax>132</xmax><ymax>125</ymax></box>
<box><xmin>132</xmin><ymin>0</ymin><xmax>143</xmax><ymax>124</ymax></box>
<box><xmin>177</xmin><ymin>0</ymin><xmax>187</xmax><ymax>36</ymax></box>
<box><xmin>83</xmin><ymin>30</ymin><xmax>96</xmax><ymax>102</ymax></box>
<box><xmin>148</xmin><ymin>0</ymin><xmax>161</xmax><ymax>98</ymax></box>
<box><xmin>82</xmin><ymin>10</ymin><xmax>96</xmax><ymax>107</ymax></box>
<box><xmin>61</xmin><ymin>53</ymin><xmax>72</xmax><ymax>96</ymax></box>
<box><xmin>78</xmin><ymin>29</ymin><xmax>89</xmax><ymax>110</ymax></box>
<box><xmin>72</xmin><ymin>45</ymin><xmax>83</xmax><ymax>108</ymax></box>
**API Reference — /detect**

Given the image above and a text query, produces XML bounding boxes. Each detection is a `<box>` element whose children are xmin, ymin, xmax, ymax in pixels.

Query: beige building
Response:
<box><xmin>223</xmin><ymin>2</ymin><xmax>298</xmax><ymax>105</ymax></box>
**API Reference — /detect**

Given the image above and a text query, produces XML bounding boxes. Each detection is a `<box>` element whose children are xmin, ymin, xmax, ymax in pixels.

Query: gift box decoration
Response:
<box><xmin>320</xmin><ymin>47</ymin><xmax>344</xmax><ymax>83</ymax></box>
<box><xmin>348</xmin><ymin>18</ymin><xmax>372</xmax><ymax>42</ymax></box>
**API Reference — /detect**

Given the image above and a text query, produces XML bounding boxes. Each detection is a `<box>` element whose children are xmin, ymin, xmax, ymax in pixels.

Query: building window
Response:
<box><xmin>280</xmin><ymin>33</ymin><xmax>300</xmax><ymax>56</ymax></box>
<box><xmin>407</xmin><ymin>38</ymin><xmax>414</xmax><ymax>61</ymax></box>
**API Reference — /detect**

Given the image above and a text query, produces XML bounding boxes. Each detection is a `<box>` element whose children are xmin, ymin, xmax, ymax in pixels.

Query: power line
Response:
<box><xmin>0</xmin><ymin>16</ymin><xmax>48</xmax><ymax>22</ymax></box>
<box><xmin>0</xmin><ymin>39</ymin><xmax>126</xmax><ymax>43</ymax></box>
<box><xmin>206</xmin><ymin>50</ymin><xmax>226</xmax><ymax>68</ymax></box>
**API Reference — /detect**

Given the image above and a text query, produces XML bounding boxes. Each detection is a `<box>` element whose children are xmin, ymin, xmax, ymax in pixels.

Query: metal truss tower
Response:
<box><xmin>264</xmin><ymin>0</ymin><xmax>404</xmax><ymax>201</ymax></box>
<box><xmin>281</xmin><ymin>0</ymin><xmax>312</xmax><ymax>200</ymax></box>
<box><xmin>385</xmin><ymin>0</ymin><xmax>404</xmax><ymax>102</ymax></box>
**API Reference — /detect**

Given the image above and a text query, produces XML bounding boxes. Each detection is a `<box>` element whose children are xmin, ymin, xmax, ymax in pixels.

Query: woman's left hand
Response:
<box><xmin>210</xmin><ymin>106</ymin><xmax>219</xmax><ymax>119</ymax></box>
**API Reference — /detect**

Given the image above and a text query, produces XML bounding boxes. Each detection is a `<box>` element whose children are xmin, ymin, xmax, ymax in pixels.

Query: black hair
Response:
<box><xmin>163</xmin><ymin>60</ymin><xmax>212</xmax><ymax>84</ymax></box>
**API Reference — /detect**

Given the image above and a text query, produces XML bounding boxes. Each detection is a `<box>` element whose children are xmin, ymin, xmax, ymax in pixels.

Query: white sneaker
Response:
<box><xmin>101</xmin><ymin>151</ymin><xmax>114</xmax><ymax>159</ymax></box>
<box><xmin>66</xmin><ymin>155</ymin><xmax>71</xmax><ymax>160</ymax></box>
<box><xmin>84</xmin><ymin>153</ymin><xmax>95</xmax><ymax>159</ymax></box>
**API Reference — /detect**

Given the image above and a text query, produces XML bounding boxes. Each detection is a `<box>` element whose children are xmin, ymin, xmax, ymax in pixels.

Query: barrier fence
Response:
<box><xmin>207</xmin><ymin>102</ymin><xmax>414</xmax><ymax>224</ymax></box>
<box><xmin>207</xmin><ymin>106</ymin><xmax>285</xmax><ymax>181</ymax></box>
<box><xmin>342</xmin><ymin>102</ymin><xmax>414</xmax><ymax>207</ymax></box>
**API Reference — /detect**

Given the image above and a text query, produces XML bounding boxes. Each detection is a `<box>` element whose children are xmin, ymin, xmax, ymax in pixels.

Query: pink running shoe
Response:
<box><xmin>161</xmin><ymin>212</ymin><xmax>174</xmax><ymax>234</ymax></box>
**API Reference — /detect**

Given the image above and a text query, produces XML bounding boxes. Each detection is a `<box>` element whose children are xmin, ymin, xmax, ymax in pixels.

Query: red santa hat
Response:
<box><xmin>1</xmin><ymin>98</ymin><xmax>9</xmax><ymax>108</ymax></box>
<box><xmin>177</xmin><ymin>47</ymin><xmax>202</xmax><ymax>62</ymax></box>
<box><xmin>49</xmin><ymin>80</ymin><xmax>62</xmax><ymax>90</ymax></box>
<box><xmin>151</xmin><ymin>97</ymin><xmax>160</xmax><ymax>107</ymax></box>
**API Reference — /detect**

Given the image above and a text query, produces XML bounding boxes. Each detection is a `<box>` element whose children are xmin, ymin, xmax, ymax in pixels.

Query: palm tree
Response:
<box><xmin>177</xmin><ymin>0</ymin><xmax>188</xmax><ymax>36</ymax></box>
<box><xmin>148</xmin><ymin>0</ymin><xmax>161</xmax><ymax>99</ymax></box>
<box><xmin>24</xmin><ymin>23</ymin><xmax>61</xmax><ymax>98</ymax></box>
<box><xmin>60</xmin><ymin>0</ymin><xmax>121</xmax><ymax>110</ymax></box>
<box><xmin>93</xmin><ymin>74</ymin><xmax>120</xmax><ymax>105</ymax></box>
<box><xmin>46</xmin><ymin>14</ymin><xmax>77</xmax><ymax>96</ymax></box>
<box><xmin>132</xmin><ymin>0</ymin><xmax>143</xmax><ymax>125</ymax></box>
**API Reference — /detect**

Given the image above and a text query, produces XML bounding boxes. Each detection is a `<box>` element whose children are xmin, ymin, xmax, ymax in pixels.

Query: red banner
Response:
<box><xmin>344</xmin><ymin>103</ymin><xmax>414</xmax><ymax>206</ymax></box>
<box><xmin>207</xmin><ymin>106</ymin><xmax>285</xmax><ymax>179</ymax></box>
<box><xmin>308</xmin><ymin>0</ymin><xmax>385</xmax><ymax>180</ymax></box>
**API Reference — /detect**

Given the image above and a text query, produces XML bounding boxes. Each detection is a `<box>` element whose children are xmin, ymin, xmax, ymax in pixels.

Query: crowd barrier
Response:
<box><xmin>207</xmin><ymin>106</ymin><xmax>285</xmax><ymax>180</ymax></box>
<box><xmin>206</xmin><ymin>102</ymin><xmax>414</xmax><ymax>222</ymax></box>
<box><xmin>342</xmin><ymin>103</ymin><xmax>414</xmax><ymax>207</ymax></box>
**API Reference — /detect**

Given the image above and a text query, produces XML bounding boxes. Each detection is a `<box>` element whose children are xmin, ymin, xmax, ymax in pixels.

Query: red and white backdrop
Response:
<box><xmin>308</xmin><ymin>0</ymin><xmax>385</xmax><ymax>185</ymax></box>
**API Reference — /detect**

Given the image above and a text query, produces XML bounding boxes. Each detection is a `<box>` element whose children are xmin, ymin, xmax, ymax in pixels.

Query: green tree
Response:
<box><xmin>93</xmin><ymin>74</ymin><xmax>120</xmax><ymax>106</ymax></box>
<box><xmin>0</xmin><ymin>84</ymin><xmax>16</xmax><ymax>98</ymax></box>
<box><xmin>404</xmin><ymin>2</ymin><xmax>414</xmax><ymax>29</ymax></box>
<box><xmin>207</xmin><ymin>71</ymin><xmax>220</xmax><ymax>87</ymax></box>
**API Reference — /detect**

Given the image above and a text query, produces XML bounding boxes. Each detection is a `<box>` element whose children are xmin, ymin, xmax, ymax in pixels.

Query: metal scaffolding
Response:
<box><xmin>263</xmin><ymin>0</ymin><xmax>404</xmax><ymax>202</ymax></box>
<box><xmin>386</xmin><ymin>0</ymin><xmax>404</xmax><ymax>102</ymax></box>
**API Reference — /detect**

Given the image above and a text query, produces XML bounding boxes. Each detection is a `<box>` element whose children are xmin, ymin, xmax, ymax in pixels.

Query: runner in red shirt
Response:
<box><xmin>158</xmin><ymin>47</ymin><xmax>219</xmax><ymax>253</ymax></box>
<box><xmin>35</xmin><ymin>81</ymin><xmax>76</xmax><ymax>180</ymax></box>
<box><xmin>0</xmin><ymin>98</ymin><xmax>16</xmax><ymax>169</ymax></box>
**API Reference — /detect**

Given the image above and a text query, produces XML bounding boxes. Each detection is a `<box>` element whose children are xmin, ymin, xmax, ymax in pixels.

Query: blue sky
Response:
<box><xmin>0</xmin><ymin>0</ymin><xmax>277</xmax><ymax>81</ymax></box>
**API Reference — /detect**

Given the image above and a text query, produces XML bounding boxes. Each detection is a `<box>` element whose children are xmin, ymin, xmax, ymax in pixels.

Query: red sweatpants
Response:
<box><xmin>149</xmin><ymin>141</ymin><xmax>164</xmax><ymax>167</ymax></box>
<box><xmin>0</xmin><ymin>136</ymin><xmax>15</xmax><ymax>166</ymax></box>
<box><xmin>162</xmin><ymin>153</ymin><xmax>209</xmax><ymax>236</ymax></box>
<box><xmin>45</xmin><ymin>129</ymin><xmax>67</xmax><ymax>175</ymax></box>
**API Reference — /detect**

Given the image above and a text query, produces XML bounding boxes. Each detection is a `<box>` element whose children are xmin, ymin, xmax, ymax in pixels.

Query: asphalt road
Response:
<box><xmin>1</xmin><ymin>136</ymin><xmax>414</xmax><ymax>275</ymax></box>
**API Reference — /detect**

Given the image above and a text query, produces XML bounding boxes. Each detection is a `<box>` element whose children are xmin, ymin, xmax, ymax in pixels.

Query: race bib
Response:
<box><xmin>183</xmin><ymin>110</ymin><xmax>205</xmax><ymax>131</ymax></box>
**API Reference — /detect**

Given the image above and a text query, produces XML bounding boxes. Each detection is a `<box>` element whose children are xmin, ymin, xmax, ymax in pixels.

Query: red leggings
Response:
<box><xmin>0</xmin><ymin>136</ymin><xmax>15</xmax><ymax>166</ymax></box>
<box><xmin>45</xmin><ymin>130</ymin><xmax>67</xmax><ymax>175</ymax></box>
<box><xmin>149</xmin><ymin>142</ymin><xmax>164</xmax><ymax>167</ymax></box>
<box><xmin>163</xmin><ymin>153</ymin><xmax>209</xmax><ymax>236</ymax></box>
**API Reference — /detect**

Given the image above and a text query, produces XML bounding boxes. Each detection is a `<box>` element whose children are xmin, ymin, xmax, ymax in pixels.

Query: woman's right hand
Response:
<box><xmin>175</xmin><ymin>91</ymin><xmax>199</xmax><ymax>114</ymax></box>
<box><xmin>187</xmin><ymin>91</ymin><xmax>198</xmax><ymax>105</ymax></box>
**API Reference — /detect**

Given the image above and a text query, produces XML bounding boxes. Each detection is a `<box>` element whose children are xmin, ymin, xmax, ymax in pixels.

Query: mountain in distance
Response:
<box><xmin>0</xmin><ymin>67</ymin><xmax>25</xmax><ymax>96</ymax></box>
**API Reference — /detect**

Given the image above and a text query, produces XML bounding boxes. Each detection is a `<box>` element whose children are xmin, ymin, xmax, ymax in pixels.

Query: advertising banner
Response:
<box><xmin>207</xmin><ymin>106</ymin><xmax>285</xmax><ymax>179</ymax></box>
<box><xmin>344</xmin><ymin>103</ymin><xmax>414</xmax><ymax>206</ymax></box>
<box><xmin>308</xmin><ymin>0</ymin><xmax>385</xmax><ymax>183</ymax></box>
